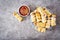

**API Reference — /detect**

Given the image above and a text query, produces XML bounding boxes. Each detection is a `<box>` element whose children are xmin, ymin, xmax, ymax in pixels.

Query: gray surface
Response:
<box><xmin>0</xmin><ymin>0</ymin><xmax>60</xmax><ymax>40</ymax></box>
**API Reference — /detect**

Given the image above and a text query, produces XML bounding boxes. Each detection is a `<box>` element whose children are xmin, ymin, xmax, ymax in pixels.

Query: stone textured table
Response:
<box><xmin>0</xmin><ymin>0</ymin><xmax>60</xmax><ymax>40</ymax></box>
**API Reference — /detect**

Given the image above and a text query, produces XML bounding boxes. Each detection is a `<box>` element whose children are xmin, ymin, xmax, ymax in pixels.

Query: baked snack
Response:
<box><xmin>46</xmin><ymin>20</ymin><xmax>50</xmax><ymax>28</ymax></box>
<box><xmin>13</xmin><ymin>11</ymin><xmax>23</xmax><ymax>22</ymax></box>
<box><xmin>51</xmin><ymin>14</ymin><xmax>56</xmax><ymax>26</ymax></box>
<box><xmin>35</xmin><ymin>12</ymin><xmax>41</xmax><ymax>22</ymax></box>
<box><xmin>30</xmin><ymin>13</ymin><xmax>36</xmax><ymax>22</ymax></box>
<box><xmin>30</xmin><ymin>7</ymin><xmax>56</xmax><ymax>32</ymax></box>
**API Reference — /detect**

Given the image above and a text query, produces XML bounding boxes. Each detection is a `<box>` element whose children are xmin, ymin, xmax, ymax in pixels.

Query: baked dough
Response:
<box><xmin>13</xmin><ymin>11</ymin><xmax>23</xmax><ymax>22</ymax></box>
<box><xmin>41</xmin><ymin>28</ymin><xmax>46</xmax><ymax>32</ymax></box>
<box><xmin>51</xmin><ymin>14</ymin><xmax>56</xmax><ymax>26</ymax></box>
<box><xmin>30</xmin><ymin>13</ymin><xmax>36</xmax><ymax>22</ymax></box>
<box><xmin>42</xmin><ymin>7</ymin><xmax>51</xmax><ymax>16</ymax></box>
<box><xmin>30</xmin><ymin>7</ymin><xmax>56</xmax><ymax>32</ymax></box>
<box><xmin>46</xmin><ymin>20</ymin><xmax>50</xmax><ymax>28</ymax></box>
<box><xmin>37</xmin><ymin>22</ymin><xmax>45</xmax><ymax>28</ymax></box>
<box><xmin>35</xmin><ymin>12</ymin><xmax>41</xmax><ymax>22</ymax></box>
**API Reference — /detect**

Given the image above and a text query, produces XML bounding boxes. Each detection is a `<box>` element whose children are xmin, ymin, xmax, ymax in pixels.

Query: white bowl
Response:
<box><xmin>19</xmin><ymin>4</ymin><xmax>30</xmax><ymax>17</ymax></box>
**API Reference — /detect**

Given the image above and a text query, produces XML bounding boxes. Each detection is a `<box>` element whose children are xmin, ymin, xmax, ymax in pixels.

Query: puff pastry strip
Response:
<box><xmin>13</xmin><ymin>11</ymin><xmax>23</xmax><ymax>22</ymax></box>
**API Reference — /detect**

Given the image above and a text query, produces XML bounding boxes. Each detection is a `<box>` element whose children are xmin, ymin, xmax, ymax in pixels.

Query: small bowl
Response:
<box><xmin>19</xmin><ymin>4</ymin><xmax>30</xmax><ymax>17</ymax></box>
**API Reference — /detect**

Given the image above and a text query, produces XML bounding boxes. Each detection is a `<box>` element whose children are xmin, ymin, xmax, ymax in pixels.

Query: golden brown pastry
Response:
<box><xmin>30</xmin><ymin>13</ymin><xmax>36</xmax><ymax>22</ymax></box>
<box><xmin>35</xmin><ymin>12</ymin><xmax>41</xmax><ymax>18</ymax></box>
<box><xmin>37</xmin><ymin>18</ymin><xmax>42</xmax><ymax>22</ymax></box>
<box><xmin>35</xmin><ymin>12</ymin><xmax>41</xmax><ymax>22</ymax></box>
<box><xmin>30</xmin><ymin>7</ymin><xmax>56</xmax><ymax>32</ymax></box>
<box><xmin>41</xmin><ymin>28</ymin><xmax>46</xmax><ymax>32</ymax></box>
<box><xmin>13</xmin><ymin>11</ymin><xmax>23</xmax><ymax>22</ymax></box>
<box><xmin>42</xmin><ymin>7</ymin><xmax>51</xmax><ymax>16</ymax></box>
<box><xmin>45</xmin><ymin>20</ymin><xmax>50</xmax><ymax>28</ymax></box>
<box><xmin>41</xmin><ymin>16</ymin><xmax>46</xmax><ymax>23</ymax></box>
<box><xmin>37</xmin><ymin>22</ymin><xmax>45</xmax><ymax>28</ymax></box>
<box><xmin>51</xmin><ymin>14</ymin><xmax>56</xmax><ymax>26</ymax></box>
<box><xmin>36</xmin><ymin>7</ymin><xmax>47</xmax><ymax>23</ymax></box>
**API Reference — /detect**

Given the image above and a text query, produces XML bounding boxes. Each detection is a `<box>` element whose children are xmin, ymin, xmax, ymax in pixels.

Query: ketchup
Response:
<box><xmin>19</xmin><ymin>6</ymin><xmax>29</xmax><ymax>16</ymax></box>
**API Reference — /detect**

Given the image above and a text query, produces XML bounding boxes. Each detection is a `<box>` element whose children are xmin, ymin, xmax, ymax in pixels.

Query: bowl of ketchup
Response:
<box><xmin>19</xmin><ymin>4</ymin><xmax>30</xmax><ymax>17</ymax></box>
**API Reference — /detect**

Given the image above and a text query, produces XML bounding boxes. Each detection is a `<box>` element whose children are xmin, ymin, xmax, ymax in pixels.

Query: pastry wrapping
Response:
<box><xmin>13</xmin><ymin>11</ymin><xmax>23</xmax><ymax>22</ymax></box>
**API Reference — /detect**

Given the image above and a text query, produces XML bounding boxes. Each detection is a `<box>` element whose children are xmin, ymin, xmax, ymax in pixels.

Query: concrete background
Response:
<box><xmin>0</xmin><ymin>0</ymin><xmax>60</xmax><ymax>40</ymax></box>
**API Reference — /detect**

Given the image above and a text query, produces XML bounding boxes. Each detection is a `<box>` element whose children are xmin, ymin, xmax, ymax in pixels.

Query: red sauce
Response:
<box><xmin>19</xmin><ymin>6</ymin><xmax>29</xmax><ymax>16</ymax></box>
